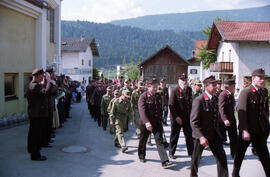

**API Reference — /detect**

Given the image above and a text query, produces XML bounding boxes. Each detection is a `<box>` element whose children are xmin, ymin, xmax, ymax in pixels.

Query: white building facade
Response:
<box><xmin>207</xmin><ymin>21</ymin><xmax>270</xmax><ymax>89</ymax></box>
<box><xmin>61</xmin><ymin>38</ymin><xmax>99</xmax><ymax>84</ymax></box>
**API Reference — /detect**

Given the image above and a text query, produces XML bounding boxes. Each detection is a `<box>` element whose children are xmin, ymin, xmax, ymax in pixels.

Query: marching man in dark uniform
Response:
<box><xmin>232</xmin><ymin>68</ymin><xmax>270</xmax><ymax>177</ymax></box>
<box><xmin>159</xmin><ymin>78</ymin><xmax>169</xmax><ymax>126</ymax></box>
<box><xmin>138</xmin><ymin>78</ymin><xmax>174</xmax><ymax>168</ymax></box>
<box><xmin>26</xmin><ymin>68</ymin><xmax>55</xmax><ymax>161</ymax></box>
<box><xmin>190</xmin><ymin>75</ymin><xmax>228</xmax><ymax>177</ymax></box>
<box><xmin>218</xmin><ymin>79</ymin><xmax>238</xmax><ymax>158</ymax></box>
<box><xmin>169</xmin><ymin>73</ymin><xmax>194</xmax><ymax>158</ymax></box>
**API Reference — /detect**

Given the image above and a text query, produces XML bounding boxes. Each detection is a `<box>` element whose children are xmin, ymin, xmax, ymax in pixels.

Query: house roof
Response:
<box><xmin>195</xmin><ymin>40</ymin><xmax>207</xmax><ymax>56</ymax></box>
<box><xmin>187</xmin><ymin>57</ymin><xmax>200</xmax><ymax>66</ymax></box>
<box><xmin>207</xmin><ymin>21</ymin><xmax>270</xmax><ymax>50</ymax></box>
<box><xmin>61</xmin><ymin>37</ymin><xmax>99</xmax><ymax>56</ymax></box>
<box><xmin>25</xmin><ymin>0</ymin><xmax>46</xmax><ymax>8</ymax></box>
<box><xmin>139</xmin><ymin>45</ymin><xmax>189</xmax><ymax>67</ymax></box>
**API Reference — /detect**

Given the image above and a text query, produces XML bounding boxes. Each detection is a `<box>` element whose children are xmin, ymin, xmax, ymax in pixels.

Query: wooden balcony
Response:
<box><xmin>209</xmin><ymin>62</ymin><xmax>233</xmax><ymax>73</ymax></box>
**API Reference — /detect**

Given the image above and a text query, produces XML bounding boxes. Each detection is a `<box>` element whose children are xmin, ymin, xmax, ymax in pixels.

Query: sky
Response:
<box><xmin>61</xmin><ymin>0</ymin><xmax>270</xmax><ymax>23</ymax></box>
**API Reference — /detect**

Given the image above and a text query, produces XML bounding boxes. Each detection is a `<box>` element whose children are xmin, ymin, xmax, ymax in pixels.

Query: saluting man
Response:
<box><xmin>190</xmin><ymin>75</ymin><xmax>228</xmax><ymax>177</ymax></box>
<box><xmin>232</xmin><ymin>68</ymin><xmax>270</xmax><ymax>177</ymax></box>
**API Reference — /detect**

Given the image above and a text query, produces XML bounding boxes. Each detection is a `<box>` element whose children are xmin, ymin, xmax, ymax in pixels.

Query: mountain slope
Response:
<box><xmin>61</xmin><ymin>21</ymin><xmax>206</xmax><ymax>68</ymax></box>
<box><xmin>110</xmin><ymin>5</ymin><xmax>270</xmax><ymax>32</ymax></box>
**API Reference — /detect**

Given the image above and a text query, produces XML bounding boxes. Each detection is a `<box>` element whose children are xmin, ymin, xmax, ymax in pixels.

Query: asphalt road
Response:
<box><xmin>0</xmin><ymin>99</ymin><xmax>269</xmax><ymax>177</ymax></box>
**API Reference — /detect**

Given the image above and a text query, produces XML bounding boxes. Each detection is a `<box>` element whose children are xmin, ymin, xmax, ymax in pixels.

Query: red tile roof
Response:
<box><xmin>207</xmin><ymin>21</ymin><xmax>270</xmax><ymax>50</ymax></box>
<box><xmin>195</xmin><ymin>40</ymin><xmax>207</xmax><ymax>56</ymax></box>
<box><xmin>216</xmin><ymin>21</ymin><xmax>270</xmax><ymax>42</ymax></box>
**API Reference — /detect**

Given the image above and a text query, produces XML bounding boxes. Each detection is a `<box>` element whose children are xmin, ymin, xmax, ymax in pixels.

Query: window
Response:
<box><xmin>47</xmin><ymin>8</ymin><xmax>55</xmax><ymax>43</ymax></box>
<box><xmin>24</xmin><ymin>73</ymin><xmax>32</xmax><ymax>97</ymax></box>
<box><xmin>82</xmin><ymin>59</ymin><xmax>84</xmax><ymax>65</ymax></box>
<box><xmin>190</xmin><ymin>69</ymin><xmax>198</xmax><ymax>74</ymax></box>
<box><xmin>222</xmin><ymin>51</ymin><xmax>224</xmax><ymax>61</ymax></box>
<box><xmin>4</xmin><ymin>73</ymin><xmax>18</xmax><ymax>101</ymax></box>
<box><xmin>88</xmin><ymin>60</ymin><xmax>91</xmax><ymax>66</ymax></box>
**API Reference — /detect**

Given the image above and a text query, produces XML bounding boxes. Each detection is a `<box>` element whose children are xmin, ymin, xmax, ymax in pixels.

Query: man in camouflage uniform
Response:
<box><xmin>131</xmin><ymin>81</ymin><xmax>145</xmax><ymax>139</ymax></box>
<box><xmin>119</xmin><ymin>79</ymin><xmax>133</xmax><ymax>132</ymax></box>
<box><xmin>101</xmin><ymin>86</ymin><xmax>113</xmax><ymax>131</ymax></box>
<box><xmin>158</xmin><ymin>79</ymin><xmax>169</xmax><ymax>126</ymax></box>
<box><xmin>107</xmin><ymin>90</ymin><xmax>120</xmax><ymax>135</ymax></box>
<box><xmin>109</xmin><ymin>90</ymin><xmax>133</xmax><ymax>152</ymax></box>
<box><xmin>192</xmin><ymin>80</ymin><xmax>203</xmax><ymax>99</ymax></box>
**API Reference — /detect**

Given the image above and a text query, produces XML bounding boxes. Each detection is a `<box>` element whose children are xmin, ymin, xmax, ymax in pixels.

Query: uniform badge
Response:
<box><xmin>225</xmin><ymin>90</ymin><xmax>230</xmax><ymax>95</ymax></box>
<box><xmin>251</xmin><ymin>86</ymin><xmax>256</xmax><ymax>93</ymax></box>
<box><xmin>204</xmin><ymin>94</ymin><xmax>209</xmax><ymax>100</ymax></box>
<box><xmin>179</xmin><ymin>88</ymin><xmax>183</xmax><ymax>93</ymax></box>
<box><xmin>147</xmin><ymin>92</ymin><xmax>151</xmax><ymax>97</ymax></box>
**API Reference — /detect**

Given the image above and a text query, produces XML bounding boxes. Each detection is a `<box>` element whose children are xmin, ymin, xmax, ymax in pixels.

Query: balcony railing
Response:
<box><xmin>209</xmin><ymin>62</ymin><xmax>233</xmax><ymax>73</ymax></box>
<box><xmin>63</xmin><ymin>68</ymin><xmax>92</xmax><ymax>75</ymax></box>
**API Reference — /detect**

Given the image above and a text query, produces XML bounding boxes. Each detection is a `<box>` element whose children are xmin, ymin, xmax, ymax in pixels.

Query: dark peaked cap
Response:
<box><xmin>32</xmin><ymin>68</ymin><xmax>44</xmax><ymax>76</ymax></box>
<box><xmin>224</xmin><ymin>79</ymin><xmax>235</xmax><ymax>85</ymax></box>
<box><xmin>252</xmin><ymin>68</ymin><xmax>266</xmax><ymax>76</ymax></box>
<box><xmin>203</xmin><ymin>75</ymin><xmax>217</xmax><ymax>85</ymax></box>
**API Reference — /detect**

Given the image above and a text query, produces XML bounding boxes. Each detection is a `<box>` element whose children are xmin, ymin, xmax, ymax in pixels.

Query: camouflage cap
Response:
<box><xmin>138</xmin><ymin>81</ymin><xmax>144</xmax><ymax>87</ymax></box>
<box><xmin>122</xmin><ymin>90</ymin><xmax>130</xmax><ymax>98</ymax></box>
<box><xmin>193</xmin><ymin>80</ymin><xmax>202</xmax><ymax>86</ymax></box>
<box><xmin>114</xmin><ymin>90</ymin><xmax>120</xmax><ymax>95</ymax></box>
<box><xmin>107</xmin><ymin>86</ymin><xmax>113</xmax><ymax>91</ymax></box>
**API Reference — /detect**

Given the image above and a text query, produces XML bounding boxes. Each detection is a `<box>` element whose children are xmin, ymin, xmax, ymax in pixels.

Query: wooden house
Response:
<box><xmin>139</xmin><ymin>45</ymin><xmax>189</xmax><ymax>84</ymax></box>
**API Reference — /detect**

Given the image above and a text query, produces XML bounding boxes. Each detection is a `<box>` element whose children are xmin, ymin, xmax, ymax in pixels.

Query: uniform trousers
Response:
<box><xmin>27</xmin><ymin>118</ymin><xmax>45</xmax><ymax>158</ymax></box>
<box><xmin>232</xmin><ymin>131</ymin><xmax>270</xmax><ymax>177</ymax></box>
<box><xmin>114</xmin><ymin>119</ymin><xmax>126</xmax><ymax>147</ymax></box>
<box><xmin>138</xmin><ymin>123</ymin><xmax>169</xmax><ymax>163</ymax></box>
<box><xmin>219</xmin><ymin>121</ymin><xmax>238</xmax><ymax>157</ymax></box>
<box><xmin>134</xmin><ymin>110</ymin><xmax>141</xmax><ymax>136</ymax></box>
<box><xmin>169</xmin><ymin>119</ymin><xmax>194</xmax><ymax>156</ymax></box>
<box><xmin>190</xmin><ymin>137</ymin><xmax>228</xmax><ymax>177</ymax></box>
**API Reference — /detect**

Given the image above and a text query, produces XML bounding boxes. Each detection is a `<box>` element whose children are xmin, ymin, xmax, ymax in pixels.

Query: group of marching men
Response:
<box><xmin>86</xmin><ymin>68</ymin><xmax>270</xmax><ymax>177</ymax></box>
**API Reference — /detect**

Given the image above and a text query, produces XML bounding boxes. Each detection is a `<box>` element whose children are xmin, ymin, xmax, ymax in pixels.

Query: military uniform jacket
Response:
<box><xmin>109</xmin><ymin>97</ymin><xmax>132</xmax><ymax>124</ymax></box>
<box><xmin>119</xmin><ymin>86</ymin><xmax>133</xmax><ymax>95</ymax></box>
<box><xmin>190</xmin><ymin>92</ymin><xmax>221</xmax><ymax>141</ymax></box>
<box><xmin>26</xmin><ymin>81</ymin><xmax>52</xmax><ymax>119</ymax></box>
<box><xmin>138</xmin><ymin>91</ymin><xmax>163</xmax><ymax>128</ymax></box>
<box><xmin>101</xmin><ymin>94</ymin><xmax>113</xmax><ymax>115</ymax></box>
<box><xmin>218</xmin><ymin>90</ymin><xmax>236</xmax><ymax>123</ymax></box>
<box><xmin>131</xmin><ymin>89</ymin><xmax>144</xmax><ymax>112</ymax></box>
<box><xmin>48</xmin><ymin>82</ymin><xmax>59</xmax><ymax>113</ymax></box>
<box><xmin>91</xmin><ymin>86</ymin><xmax>105</xmax><ymax>107</ymax></box>
<box><xmin>107</xmin><ymin>97</ymin><xmax>117</xmax><ymax>114</ymax></box>
<box><xmin>158</xmin><ymin>86</ymin><xmax>169</xmax><ymax>105</ymax></box>
<box><xmin>192</xmin><ymin>90</ymin><xmax>202</xmax><ymax>99</ymax></box>
<box><xmin>86</xmin><ymin>85</ymin><xmax>95</xmax><ymax>101</ymax></box>
<box><xmin>237</xmin><ymin>85</ymin><xmax>270</xmax><ymax>134</ymax></box>
<box><xmin>169</xmin><ymin>85</ymin><xmax>192</xmax><ymax>123</ymax></box>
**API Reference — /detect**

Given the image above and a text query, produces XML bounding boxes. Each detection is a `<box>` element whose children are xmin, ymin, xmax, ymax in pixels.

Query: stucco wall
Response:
<box><xmin>238</xmin><ymin>42</ymin><xmax>270</xmax><ymax>88</ymax></box>
<box><xmin>46</xmin><ymin>20</ymin><xmax>56</xmax><ymax>66</ymax></box>
<box><xmin>0</xmin><ymin>5</ymin><xmax>36</xmax><ymax>117</ymax></box>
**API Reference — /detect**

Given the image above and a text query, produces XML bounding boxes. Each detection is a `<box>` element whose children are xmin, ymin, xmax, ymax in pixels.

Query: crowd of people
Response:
<box><xmin>26</xmin><ymin>67</ymin><xmax>270</xmax><ymax>177</ymax></box>
<box><xmin>85</xmin><ymin>68</ymin><xmax>270</xmax><ymax>177</ymax></box>
<box><xmin>26</xmin><ymin>67</ymin><xmax>83</xmax><ymax>161</ymax></box>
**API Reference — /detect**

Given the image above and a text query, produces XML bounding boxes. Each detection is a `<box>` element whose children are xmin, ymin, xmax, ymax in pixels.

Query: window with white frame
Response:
<box><xmin>5</xmin><ymin>73</ymin><xmax>18</xmax><ymax>101</ymax></box>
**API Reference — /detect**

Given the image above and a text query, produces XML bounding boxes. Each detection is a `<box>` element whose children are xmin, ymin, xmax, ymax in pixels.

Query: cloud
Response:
<box><xmin>62</xmin><ymin>0</ymin><xmax>146</xmax><ymax>23</ymax></box>
<box><xmin>61</xmin><ymin>0</ymin><xmax>270</xmax><ymax>23</ymax></box>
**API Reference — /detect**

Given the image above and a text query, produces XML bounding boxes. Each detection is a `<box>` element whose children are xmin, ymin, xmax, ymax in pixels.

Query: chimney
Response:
<box><xmin>192</xmin><ymin>50</ymin><xmax>195</xmax><ymax>57</ymax></box>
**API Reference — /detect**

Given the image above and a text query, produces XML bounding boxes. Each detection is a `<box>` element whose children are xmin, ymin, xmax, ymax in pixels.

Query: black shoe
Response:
<box><xmin>162</xmin><ymin>161</ymin><xmax>174</xmax><ymax>169</ymax></box>
<box><xmin>110</xmin><ymin>131</ymin><xmax>114</xmax><ymax>135</ymax></box>
<box><xmin>49</xmin><ymin>139</ymin><xmax>54</xmax><ymax>143</ymax></box>
<box><xmin>121</xmin><ymin>146</ymin><xmax>128</xmax><ymax>153</ymax></box>
<box><xmin>163</xmin><ymin>142</ymin><xmax>169</xmax><ymax>149</ymax></box>
<box><xmin>103</xmin><ymin>127</ymin><xmax>106</xmax><ymax>131</ymax></box>
<box><xmin>139</xmin><ymin>158</ymin><xmax>146</xmax><ymax>163</ymax></box>
<box><xmin>147</xmin><ymin>142</ymin><xmax>153</xmax><ymax>146</ymax></box>
<box><xmin>31</xmin><ymin>155</ymin><xmax>47</xmax><ymax>161</ymax></box>
<box><xmin>114</xmin><ymin>144</ymin><xmax>121</xmax><ymax>148</ymax></box>
<box><xmin>51</xmin><ymin>134</ymin><xmax>56</xmax><ymax>138</ymax></box>
<box><xmin>169</xmin><ymin>154</ymin><xmax>176</xmax><ymax>159</ymax></box>
<box><xmin>42</xmin><ymin>144</ymin><xmax>52</xmax><ymax>148</ymax></box>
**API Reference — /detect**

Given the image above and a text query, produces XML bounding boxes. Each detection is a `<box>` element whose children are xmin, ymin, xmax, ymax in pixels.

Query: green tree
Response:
<box><xmin>120</xmin><ymin>64</ymin><xmax>140</xmax><ymax>80</ymax></box>
<box><xmin>197</xmin><ymin>16</ymin><xmax>227</xmax><ymax>69</ymax></box>
<box><xmin>93</xmin><ymin>67</ymin><xmax>100</xmax><ymax>80</ymax></box>
<box><xmin>138</xmin><ymin>56</ymin><xmax>142</xmax><ymax>64</ymax></box>
<box><xmin>130</xmin><ymin>56</ymin><xmax>134</xmax><ymax>65</ymax></box>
